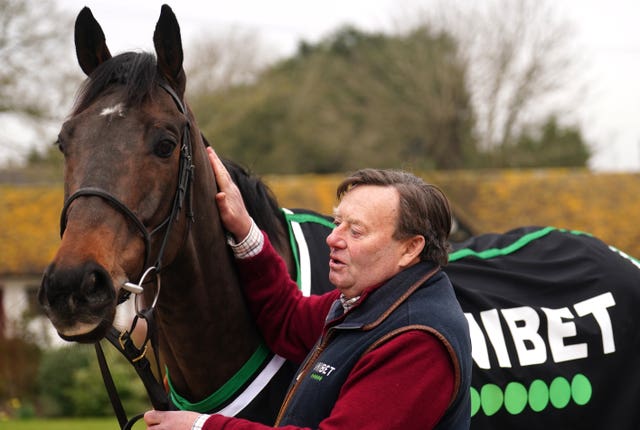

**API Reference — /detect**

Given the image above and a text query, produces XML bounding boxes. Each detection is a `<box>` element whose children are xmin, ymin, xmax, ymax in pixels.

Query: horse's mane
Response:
<box><xmin>222</xmin><ymin>158</ymin><xmax>288</xmax><ymax>253</ymax></box>
<box><xmin>72</xmin><ymin>52</ymin><xmax>159</xmax><ymax>116</ymax></box>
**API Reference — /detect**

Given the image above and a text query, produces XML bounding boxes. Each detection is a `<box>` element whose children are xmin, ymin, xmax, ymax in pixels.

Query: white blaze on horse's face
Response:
<box><xmin>99</xmin><ymin>103</ymin><xmax>126</xmax><ymax>118</ymax></box>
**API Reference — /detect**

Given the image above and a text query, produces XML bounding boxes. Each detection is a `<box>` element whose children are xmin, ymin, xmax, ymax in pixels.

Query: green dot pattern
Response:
<box><xmin>528</xmin><ymin>379</ymin><xmax>549</xmax><ymax>412</ymax></box>
<box><xmin>549</xmin><ymin>377</ymin><xmax>571</xmax><ymax>408</ymax></box>
<box><xmin>470</xmin><ymin>374</ymin><xmax>592</xmax><ymax>417</ymax></box>
<box><xmin>470</xmin><ymin>387</ymin><xmax>481</xmax><ymax>416</ymax></box>
<box><xmin>480</xmin><ymin>384</ymin><xmax>503</xmax><ymax>416</ymax></box>
<box><xmin>571</xmin><ymin>374</ymin><xmax>592</xmax><ymax>406</ymax></box>
<box><xmin>504</xmin><ymin>382</ymin><xmax>528</xmax><ymax>414</ymax></box>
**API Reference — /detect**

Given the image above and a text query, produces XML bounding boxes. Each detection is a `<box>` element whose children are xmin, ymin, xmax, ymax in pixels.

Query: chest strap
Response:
<box><xmin>167</xmin><ymin>342</ymin><xmax>287</xmax><ymax>413</ymax></box>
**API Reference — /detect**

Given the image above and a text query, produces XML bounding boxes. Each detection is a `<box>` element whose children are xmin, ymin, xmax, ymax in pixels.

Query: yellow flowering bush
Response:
<box><xmin>3</xmin><ymin>168</ymin><xmax>640</xmax><ymax>276</ymax></box>
<box><xmin>0</xmin><ymin>185</ymin><xmax>63</xmax><ymax>275</ymax></box>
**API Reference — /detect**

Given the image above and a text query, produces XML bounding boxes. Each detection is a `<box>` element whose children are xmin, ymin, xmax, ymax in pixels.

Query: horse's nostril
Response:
<box><xmin>41</xmin><ymin>270</ymin><xmax>72</xmax><ymax>309</ymax></box>
<box><xmin>40</xmin><ymin>262</ymin><xmax>116</xmax><ymax>315</ymax></box>
<box><xmin>80</xmin><ymin>269</ymin><xmax>113</xmax><ymax>305</ymax></box>
<box><xmin>39</xmin><ymin>270</ymin><xmax>53</xmax><ymax>308</ymax></box>
<box><xmin>80</xmin><ymin>271</ymin><xmax>98</xmax><ymax>296</ymax></box>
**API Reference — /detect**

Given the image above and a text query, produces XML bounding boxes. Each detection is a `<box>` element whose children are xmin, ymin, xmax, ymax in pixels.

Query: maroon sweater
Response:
<box><xmin>203</xmin><ymin>233</ymin><xmax>454</xmax><ymax>430</ymax></box>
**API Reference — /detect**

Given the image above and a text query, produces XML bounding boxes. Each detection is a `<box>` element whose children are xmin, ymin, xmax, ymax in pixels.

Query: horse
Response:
<box><xmin>39</xmin><ymin>5</ymin><xmax>640</xmax><ymax>430</ymax></box>
<box><xmin>38</xmin><ymin>4</ymin><xmax>332</xmax><ymax>426</ymax></box>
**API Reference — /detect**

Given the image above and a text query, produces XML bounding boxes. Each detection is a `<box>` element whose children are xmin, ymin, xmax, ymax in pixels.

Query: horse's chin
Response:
<box><xmin>57</xmin><ymin>318</ymin><xmax>113</xmax><ymax>344</ymax></box>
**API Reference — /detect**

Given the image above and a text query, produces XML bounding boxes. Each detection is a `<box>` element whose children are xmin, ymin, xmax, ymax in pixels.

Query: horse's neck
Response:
<box><xmin>155</xmin><ymin>167</ymin><xmax>263</xmax><ymax>403</ymax></box>
<box><xmin>273</xmin><ymin>214</ymin><xmax>297</xmax><ymax>280</ymax></box>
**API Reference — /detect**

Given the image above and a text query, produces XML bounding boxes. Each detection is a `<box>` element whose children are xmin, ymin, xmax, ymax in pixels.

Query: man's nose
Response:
<box><xmin>326</xmin><ymin>228</ymin><xmax>345</xmax><ymax>248</ymax></box>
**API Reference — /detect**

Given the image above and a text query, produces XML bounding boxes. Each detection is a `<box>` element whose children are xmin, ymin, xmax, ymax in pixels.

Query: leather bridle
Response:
<box><xmin>59</xmin><ymin>81</ymin><xmax>195</xmax><ymax>305</ymax></box>
<box><xmin>58</xmin><ymin>81</ymin><xmax>196</xmax><ymax>428</ymax></box>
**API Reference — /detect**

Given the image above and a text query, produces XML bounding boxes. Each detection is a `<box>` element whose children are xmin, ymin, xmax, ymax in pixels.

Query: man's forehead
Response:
<box><xmin>334</xmin><ymin>185</ymin><xmax>399</xmax><ymax>221</ymax></box>
<box><xmin>341</xmin><ymin>184</ymin><xmax>398</xmax><ymax>202</ymax></box>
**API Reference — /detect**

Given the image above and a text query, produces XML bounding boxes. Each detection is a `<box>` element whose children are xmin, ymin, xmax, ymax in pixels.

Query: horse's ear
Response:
<box><xmin>74</xmin><ymin>7</ymin><xmax>112</xmax><ymax>76</ymax></box>
<box><xmin>153</xmin><ymin>4</ymin><xmax>186</xmax><ymax>96</ymax></box>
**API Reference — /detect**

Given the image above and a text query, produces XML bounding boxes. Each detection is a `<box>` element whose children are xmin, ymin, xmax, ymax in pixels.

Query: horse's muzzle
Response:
<box><xmin>39</xmin><ymin>260</ymin><xmax>117</xmax><ymax>342</ymax></box>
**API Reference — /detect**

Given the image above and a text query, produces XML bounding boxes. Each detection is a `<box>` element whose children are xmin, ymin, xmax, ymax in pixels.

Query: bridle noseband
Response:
<box><xmin>59</xmin><ymin>81</ymin><xmax>195</xmax><ymax>307</ymax></box>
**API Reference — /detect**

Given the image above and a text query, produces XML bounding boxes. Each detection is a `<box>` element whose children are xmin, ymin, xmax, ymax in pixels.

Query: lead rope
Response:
<box><xmin>95</xmin><ymin>307</ymin><xmax>172</xmax><ymax>429</ymax></box>
<box><xmin>95</xmin><ymin>341</ymin><xmax>129</xmax><ymax>429</ymax></box>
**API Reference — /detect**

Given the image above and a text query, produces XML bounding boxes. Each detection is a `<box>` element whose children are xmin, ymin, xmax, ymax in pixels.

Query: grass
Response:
<box><xmin>1</xmin><ymin>417</ymin><xmax>147</xmax><ymax>430</ymax></box>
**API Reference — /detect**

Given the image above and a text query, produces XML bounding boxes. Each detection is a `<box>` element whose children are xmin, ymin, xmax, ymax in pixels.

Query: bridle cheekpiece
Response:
<box><xmin>59</xmin><ymin>80</ymin><xmax>195</xmax><ymax>310</ymax></box>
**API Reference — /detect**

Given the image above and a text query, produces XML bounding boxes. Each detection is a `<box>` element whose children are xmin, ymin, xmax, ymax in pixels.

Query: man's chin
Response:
<box><xmin>328</xmin><ymin>272</ymin><xmax>342</xmax><ymax>289</ymax></box>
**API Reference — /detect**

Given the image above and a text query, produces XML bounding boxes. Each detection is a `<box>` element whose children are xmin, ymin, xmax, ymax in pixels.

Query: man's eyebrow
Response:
<box><xmin>333</xmin><ymin>214</ymin><xmax>367</xmax><ymax>230</ymax></box>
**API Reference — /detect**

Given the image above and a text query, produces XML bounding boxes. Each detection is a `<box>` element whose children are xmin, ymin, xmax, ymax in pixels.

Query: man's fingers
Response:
<box><xmin>207</xmin><ymin>147</ymin><xmax>231</xmax><ymax>187</ymax></box>
<box><xmin>144</xmin><ymin>409</ymin><xmax>162</xmax><ymax>426</ymax></box>
<box><xmin>215</xmin><ymin>192</ymin><xmax>227</xmax><ymax>208</ymax></box>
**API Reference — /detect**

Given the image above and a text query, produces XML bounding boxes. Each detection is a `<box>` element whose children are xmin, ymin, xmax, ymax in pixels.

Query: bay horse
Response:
<box><xmin>38</xmin><ymin>4</ymin><xmax>332</xmax><ymax>425</ymax></box>
<box><xmin>39</xmin><ymin>4</ymin><xmax>640</xmax><ymax>430</ymax></box>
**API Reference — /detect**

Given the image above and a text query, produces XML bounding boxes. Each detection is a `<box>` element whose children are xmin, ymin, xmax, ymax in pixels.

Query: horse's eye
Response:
<box><xmin>55</xmin><ymin>138</ymin><xmax>65</xmax><ymax>155</ymax></box>
<box><xmin>154</xmin><ymin>139</ymin><xmax>177</xmax><ymax>158</ymax></box>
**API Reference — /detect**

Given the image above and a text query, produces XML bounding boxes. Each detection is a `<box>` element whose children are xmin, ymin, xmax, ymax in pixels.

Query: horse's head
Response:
<box><xmin>39</xmin><ymin>5</ymin><xmax>204</xmax><ymax>342</ymax></box>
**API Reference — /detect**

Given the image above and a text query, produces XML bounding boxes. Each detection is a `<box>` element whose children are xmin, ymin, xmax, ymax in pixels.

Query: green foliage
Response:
<box><xmin>37</xmin><ymin>345</ymin><xmax>92</xmax><ymax>416</ymax></box>
<box><xmin>480</xmin><ymin>116</ymin><xmax>591</xmax><ymax>168</ymax></box>
<box><xmin>37</xmin><ymin>344</ymin><xmax>150</xmax><ymax>417</ymax></box>
<box><xmin>13</xmin><ymin>22</ymin><xmax>590</xmax><ymax>176</ymax></box>
<box><xmin>2</xmin><ymin>417</ymin><xmax>136</xmax><ymax>430</ymax></box>
<box><xmin>192</xmin><ymin>25</ymin><xmax>477</xmax><ymax>173</ymax></box>
<box><xmin>26</xmin><ymin>145</ymin><xmax>64</xmax><ymax>168</ymax></box>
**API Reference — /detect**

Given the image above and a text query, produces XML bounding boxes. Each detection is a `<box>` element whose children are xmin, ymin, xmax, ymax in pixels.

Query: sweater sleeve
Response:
<box><xmin>201</xmin><ymin>331</ymin><xmax>455</xmax><ymax>430</ymax></box>
<box><xmin>235</xmin><ymin>232</ymin><xmax>339</xmax><ymax>364</ymax></box>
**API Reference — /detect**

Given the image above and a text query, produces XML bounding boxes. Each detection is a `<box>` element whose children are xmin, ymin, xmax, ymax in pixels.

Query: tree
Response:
<box><xmin>0</xmin><ymin>0</ymin><xmax>78</xmax><ymax>164</ymax></box>
<box><xmin>184</xmin><ymin>27</ymin><xmax>269</xmax><ymax>98</ymax></box>
<box><xmin>413</xmin><ymin>0</ymin><xmax>584</xmax><ymax>152</ymax></box>
<box><xmin>487</xmin><ymin>115</ymin><xmax>591</xmax><ymax>168</ymax></box>
<box><xmin>191</xmin><ymin>26</ymin><xmax>477</xmax><ymax>173</ymax></box>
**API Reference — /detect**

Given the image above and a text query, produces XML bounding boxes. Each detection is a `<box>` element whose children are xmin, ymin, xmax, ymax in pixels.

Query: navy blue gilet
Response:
<box><xmin>276</xmin><ymin>262</ymin><xmax>472</xmax><ymax>429</ymax></box>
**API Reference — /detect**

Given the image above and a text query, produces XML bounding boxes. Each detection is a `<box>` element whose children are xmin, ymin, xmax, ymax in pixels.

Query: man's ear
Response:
<box><xmin>399</xmin><ymin>235</ymin><xmax>426</xmax><ymax>268</ymax></box>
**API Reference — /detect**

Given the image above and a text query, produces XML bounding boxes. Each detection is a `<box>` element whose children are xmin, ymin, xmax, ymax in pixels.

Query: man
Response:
<box><xmin>144</xmin><ymin>147</ymin><xmax>471</xmax><ymax>429</ymax></box>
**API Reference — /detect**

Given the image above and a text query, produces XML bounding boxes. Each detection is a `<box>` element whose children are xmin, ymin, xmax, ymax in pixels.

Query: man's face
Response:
<box><xmin>327</xmin><ymin>185</ymin><xmax>416</xmax><ymax>298</ymax></box>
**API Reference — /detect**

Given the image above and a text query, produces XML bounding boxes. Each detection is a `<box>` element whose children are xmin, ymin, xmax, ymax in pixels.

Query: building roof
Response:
<box><xmin>2</xmin><ymin>168</ymin><xmax>640</xmax><ymax>276</ymax></box>
<box><xmin>1</xmin><ymin>185</ymin><xmax>63</xmax><ymax>276</ymax></box>
<box><xmin>268</xmin><ymin>168</ymin><xmax>640</xmax><ymax>258</ymax></box>
<box><xmin>425</xmin><ymin>168</ymin><xmax>640</xmax><ymax>257</ymax></box>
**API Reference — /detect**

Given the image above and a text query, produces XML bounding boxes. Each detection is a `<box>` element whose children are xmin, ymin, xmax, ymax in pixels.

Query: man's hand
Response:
<box><xmin>144</xmin><ymin>410</ymin><xmax>201</xmax><ymax>430</ymax></box>
<box><xmin>207</xmin><ymin>147</ymin><xmax>253</xmax><ymax>241</ymax></box>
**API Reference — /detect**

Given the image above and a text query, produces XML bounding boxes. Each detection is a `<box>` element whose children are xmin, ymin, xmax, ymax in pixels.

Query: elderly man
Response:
<box><xmin>145</xmin><ymin>147</ymin><xmax>471</xmax><ymax>429</ymax></box>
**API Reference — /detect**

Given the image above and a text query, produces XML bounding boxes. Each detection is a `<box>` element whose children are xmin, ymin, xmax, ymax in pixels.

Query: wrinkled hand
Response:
<box><xmin>207</xmin><ymin>146</ymin><xmax>252</xmax><ymax>241</ymax></box>
<box><xmin>144</xmin><ymin>410</ymin><xmax>201</xmax><ymax>430</ymax></box>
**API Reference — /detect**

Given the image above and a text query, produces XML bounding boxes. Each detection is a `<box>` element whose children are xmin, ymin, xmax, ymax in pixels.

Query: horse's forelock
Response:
<box><xmin>72</xmin><ymin>52</ymin><xmax>159</xmax><ymax>116</ymax></box>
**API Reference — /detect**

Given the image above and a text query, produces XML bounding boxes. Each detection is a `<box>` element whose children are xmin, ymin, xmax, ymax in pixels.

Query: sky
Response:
<box><xmin>3</xmin><ymin>0</ymin><xmax>639</xmax><ymax>171</ymax></box>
